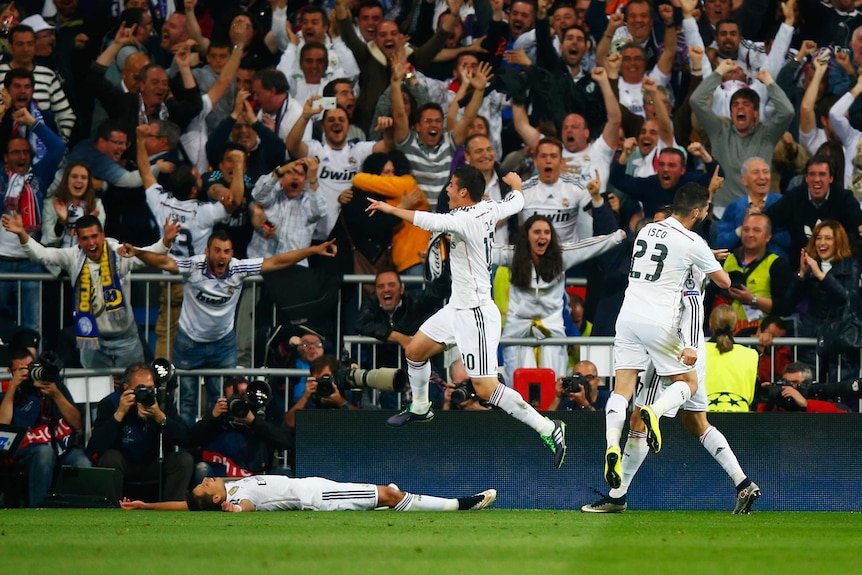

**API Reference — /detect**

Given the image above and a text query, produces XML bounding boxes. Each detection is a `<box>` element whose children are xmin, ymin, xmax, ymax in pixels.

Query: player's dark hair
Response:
<box><xmin>511</xmin><ymin>215</ymin><xmax>563</xmax><ymax>289</ymax></box>
<box><xmin>671</xmin><ymin>182</ymin><xmax>710</xmax><ymax>217</ymax></box>
<box><xmin>170</xmin><ymin>164</ymin><xmax>199</xmax><ymax>201</ymax></box>
<box><xmin>75</xmin><ymin>214</ymin><xmax>103</xmax><ymax>233</ymax></box>
<box><xmin>453</xmin><ymin>165</ymin><xmax>485</xmax><ymax>202</ymax></box>
<box><xmin>186</xmin><ymin>489</ymin><xmax>221</xmax><ymax>511</ymax></box>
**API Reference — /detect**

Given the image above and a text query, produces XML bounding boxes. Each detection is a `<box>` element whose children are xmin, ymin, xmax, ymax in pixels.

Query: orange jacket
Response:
<box><xmin>352</xmin><ymin>173</ymin><xmax>431</xmax><ymax>272</ymax></box>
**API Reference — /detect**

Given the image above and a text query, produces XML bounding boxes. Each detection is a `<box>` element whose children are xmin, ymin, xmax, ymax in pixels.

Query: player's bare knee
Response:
<box><xmin>378</xmin><ymin>485</ymin><xmax>402</xmax><ymax>508</ymax></box>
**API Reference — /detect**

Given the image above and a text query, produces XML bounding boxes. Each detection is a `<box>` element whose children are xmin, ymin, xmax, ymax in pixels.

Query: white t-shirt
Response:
<box><xmin>144</xmin><ymin>183</ymin><xmax>229</xmax><ymax>258</ymax></box>
<box><xmin>618</xmin><ymin>217</ymin><xmax>721</xmax><ymax>329</ymax></box>
<box><xmin>306</xmin><ymin>139</ymin><xmax>376</xmax><ymax>240</ymax></box>
<box><xmin>413</xmin><ymin>190</ymin><xmax>525</xmax><ymax>308</ymax></box>
<box><xmin>175</xmin><ymin>255</ymin><xmax>263</xmax><ymax>342</ymax></box>
<box><xmin>562</xmin><ymin>136</ymin><xmax>616</xmax><ymax>195</ymax></box>
<box><xmin>521</xmin><ymin>174</ymin><xmax>594</xmax><ymax>244</ymax></box>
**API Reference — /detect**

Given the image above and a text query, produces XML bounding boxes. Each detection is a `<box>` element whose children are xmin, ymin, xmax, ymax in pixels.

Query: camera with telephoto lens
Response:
<box><xmin>227</xmin><ymin>380</ymin><xmax>272</xmax><ymax>418</ymax></box>
<box><xmin>28</xmin><ymin>351</ymin><xmax>63</xmax><ymax>383</ymax></box>
<box><xmin>560</xmin><ymin>373</ymin><xmax>588</xmax><ymax>394</ymax></box>
<box><xmin>313</xmin><ymin>364</ymin><xmax>407</xmax><ymax>401</ymax></box>
<box><xmin>763</xmin><ymin>377</ymin><xmax>862</xmax><ymax>409</ymax></box>
<box><xmin>19</xmin><ymin>351</ymin><xmax>64</xmax><ymax>395</ymax></box>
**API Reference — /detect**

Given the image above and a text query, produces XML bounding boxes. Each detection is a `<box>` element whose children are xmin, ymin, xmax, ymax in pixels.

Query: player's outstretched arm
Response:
<box><xmin>120</xmin><ymin>497</ymin><xmax>189</xmax><ymax>511</ymax></box>
<box><xmin>710</xmin><ymin>269</ymin><xmax>731</xmax><ymax>290</ymax></box>
<box><xmin>366</xmin><ymin>198</ymin><xmax>415</xmax><ymax>223</ymax></box>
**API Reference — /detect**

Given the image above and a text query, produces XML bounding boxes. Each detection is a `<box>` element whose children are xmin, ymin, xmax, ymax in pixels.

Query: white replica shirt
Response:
<box><xmin>562</xmin><ymin>135</ymin><xmax>615</xmax><ymax>195</ymax></box>
<box><xmin>521</xmin><ymin>173</ymin><xmax>594</xmax><ymax>244</ymax></box>
<box><xmin>413</xmin><ymin>191</ymin><xmax>525</xmax><ymax>308</ymax></box>
<box><xmin>619</xmin><ymin>216</ymin><xmax>721</xmax><ymax>329</ymax></box>
<box><xmin>260</xmin><ymin>97</ymin><xmax>312</xmax><ymax>143</ymax></box>
<box><xmin>306</xmin><ymin>139</ymin><xmax>376</xmax><ymax>240</ymax></box>
<box><xmin>144</xmin><ymin>184</ymin><xmax>229</xmax><ymax>258</ymax></box>
<box><xmin>175</xmin><ymin>255</ymin><xmax>263</xmax><ymax>342</ymax></box>
<box><xmin>492</xmin><ymin>231</ymin><xmax>625</xmax><ymax>323</ymax></box>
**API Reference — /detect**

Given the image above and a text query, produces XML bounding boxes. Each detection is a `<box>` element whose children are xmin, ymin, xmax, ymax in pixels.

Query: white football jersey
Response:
<box><xmin>175</xmin><ymin>255</ymin><xmax>263</xmax><ymax>342</ymax></box>
<box><xmin>306</xmin><ymin>140</ymin><xmax>376</xmax><ymax>240</ymax></box>
<box><xmin>225</xmin><ymin>475</ymin><xmax>377</xmax><ymax>511</ymax></box>
<box><xmin>413</xmin><ymin>191</ymin><xmax>525</xmax><ymax>308</ymax></box>
<box><xmin>521</xmin><ymin>174</ymin><xmax>593</xmax><ymax>244</ymax></box>
<box><xmin>619</xmin><ymin>217</ymin><xmax>720</xmax><ymax>329</ymax></box>
<box><xmin>562</xmin><ymin>136</ymin><xmax>615</xmax><ymax>195</ymax></box>
<box><xmin>145</xmin><ymin>184</ymin><xmax>229</xmax><ymax>258</ymax></box>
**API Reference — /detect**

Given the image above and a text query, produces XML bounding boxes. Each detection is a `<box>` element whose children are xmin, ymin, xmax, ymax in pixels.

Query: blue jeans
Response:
<box><xmin>173</xmin><ymin>328</ymin><xmax>237</xmax><ymax>427</ymax></box>
<box><xmin>79</xmin><ymin>322</ymin><xmax>145</xmax><ymax>369</ymax></box>
<box><xmin>18</xmin><ymin>445</ymin><xmax>91</xmax><ymax>507</ymax></box>
<box><xmin>0</xmin><ymin>258</ymin><xmax>43</xmax><ymax>331</ymax></box>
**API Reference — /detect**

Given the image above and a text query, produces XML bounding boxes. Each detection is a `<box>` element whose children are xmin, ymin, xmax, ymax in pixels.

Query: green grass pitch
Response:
<box><xmin>2</xmin><ymin>509</ymin><xmax>861</xmax><ymax>574</ymax></box>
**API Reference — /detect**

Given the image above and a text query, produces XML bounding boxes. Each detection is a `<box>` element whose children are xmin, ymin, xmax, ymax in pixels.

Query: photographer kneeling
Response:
<box><xmin>188</xmin><ymin>377</ymin><xmax>293</xmax><ymax>482</ymax></box>
<box><xmin>87</xmin><ymin>363</ymin><xmax>193</xmax><ymax>501</ymax></box>
<box><xmin>756</xmin><ymin>362</ymin><xmax>851</xmax><ymax>413</ymax></box>
<box><xmin>548</xmin><ymin>361</ymin><xmax>609</xmax><ymax>412</ymax></box>
<box><xmin>0</xmin><ymin>348</ymin><xmax>91</xmax><ymax>507</ymax></box>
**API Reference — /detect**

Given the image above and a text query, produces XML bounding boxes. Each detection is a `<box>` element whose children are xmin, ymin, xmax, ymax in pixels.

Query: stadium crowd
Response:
<box><xmin>2</xmin><ymin>0</ymin><xmax>862</xmax><ymax>506</ymax></box>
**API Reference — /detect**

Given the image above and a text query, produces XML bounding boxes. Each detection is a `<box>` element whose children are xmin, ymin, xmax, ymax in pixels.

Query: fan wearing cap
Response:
<box><xmin>185</xmin><ymin>377</ymin><xmax>292</xmax><ymax>483</ymax></box>
<box><xmin>19</xmin><ymin>15</ymin><xmax>54</xmax><ymax>65</ymax></box>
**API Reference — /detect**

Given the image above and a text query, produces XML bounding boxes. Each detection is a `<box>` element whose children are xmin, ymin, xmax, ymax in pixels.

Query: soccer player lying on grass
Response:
<box><xmin>120</xmin><ymin>476</ymin><xmax>497</xmax><ymax>512</ymax></box>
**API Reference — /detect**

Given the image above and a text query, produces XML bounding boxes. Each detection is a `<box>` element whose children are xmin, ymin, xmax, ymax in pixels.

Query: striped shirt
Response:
<box><xmin>397</xmin><ymin>130</ymin><xmax>456</xmax><ymax>206</ymax></box>
<box><xmin>0</xmin><ymin>64</ymin><xmax>76</xmax><ymax>141</ymax></box>
<box><xmin>251</xmin><ymin>173</ymin><xmax>326</xmax><ymax>262</ymax></box>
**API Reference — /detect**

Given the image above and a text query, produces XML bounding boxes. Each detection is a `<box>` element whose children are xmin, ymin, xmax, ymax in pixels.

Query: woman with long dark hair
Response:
<box><xmin>492</xmin><ymin>214</ymin><xmax>624</xmax><ymax>385</ymax></box>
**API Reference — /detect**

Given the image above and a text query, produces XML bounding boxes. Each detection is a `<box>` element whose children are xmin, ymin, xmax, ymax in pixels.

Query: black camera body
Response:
<box><xmin>226</xmin><ymin>380</ymin><xmax>272</xmax><ymax>418</ymax></box>
<box><xmin>450</xmin><ymin>379</ymin><xmax>477</xmax><ymax>408</ymax></box>
<box><xmin>561</xmin><ymin>373</ymin><xmax>588</xmax><ymax>394</ymax></box>
<box><xmin>314</xmin><ymin>374</ymin><xmax>337</xmax><ymax>399</ymax></box>
<box><xmin>133</xmin><ymin>384</ymin><xmax>157</xmax><ymax>407</ymax></box>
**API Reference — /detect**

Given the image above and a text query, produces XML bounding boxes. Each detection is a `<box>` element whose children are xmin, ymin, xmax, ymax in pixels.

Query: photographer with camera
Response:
<box><xmin>187</xmin><ymin>377</ymin><xmax>292</xmax><ymax>483</ymax></box>
<box><xmin>285</xmin><ymin>355</ymin><xmax>357</xmax><ymax>428</ymax></box>
<box><xmin>284</xmin><ymin>354</ymin><xmax>406</xmax><ymax>427</ymax></box>
<box><xmin>756</xmin><ymin>362</ymin><xmax>851</xmax><ymax>413</ymax></box>
<box><xmin>441</xmin><ymin>359</ymin><xmax>491</xmax><ymax>412</ymax></box>
<box><xmin>548</xmin><ymin>361</ymin><xmax>609</xmax><ymax>412</ymax></box>
<box><xmin>87</xmin><ymin>362</ymin><xmax>194</xmax><ymax>501</ymax></box>
<box><xmin>0</xmin><ymin>347</ymin><xmax>91</xmax><ymax>507</ymax></box>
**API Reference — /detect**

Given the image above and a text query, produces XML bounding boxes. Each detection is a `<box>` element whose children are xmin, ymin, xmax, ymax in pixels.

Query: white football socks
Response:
<box><xmin>394</xmin><ymin>492</ymin><xmax>458</xmax><ymax>511</ymax></box>
<box><xmin>650</xmin><ymin>381</ymin><xmax>692</xmax><ymax>417</ymax></box>
<box><xmin>489</xmin><ymin>383</ymin><xmax>554</xmax><ymax>435</ymax></box>
<box><xmin>406</xmin><ymin>358</ymin><xmax>431</xmax><ymax>413</ymax></box>
<box><xmin>609</xmin><ymin>429</ymin><xmax>649</xmax><ymax>499</ymax></box>
<box><xmin>604</xmin><ymin>393</ymin><xmax>629</xmax><ymax>449</ymax></box>
<box><xmin>700</xmin><ymin>425</ymin><xmax>746</xmax><ymax>486</ymax></box>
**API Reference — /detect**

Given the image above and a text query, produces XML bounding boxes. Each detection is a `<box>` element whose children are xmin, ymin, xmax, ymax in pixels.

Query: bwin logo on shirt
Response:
<box><xmin>545</xmin><ymin>212</ymin><xmax>571</xmax><ymax>223</ymax></box>
<box><xmin>319</xmin><ymin>166</ymin><xmax>358</xmax><ymax>181</ymax></box>
<box><xmin>195</xmin><ymin>291</ymin><xmax>232</xmax><ymax>306</ymax></box>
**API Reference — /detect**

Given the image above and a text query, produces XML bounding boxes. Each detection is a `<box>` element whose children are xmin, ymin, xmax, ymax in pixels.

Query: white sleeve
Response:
<box><xmin>330</xmin><ymin>37</ymin><xmax>359</xmax><ymax>81</ymax></box>
<box><xmin>491</xmin><ymin>244</ymin><xmax>514</xmax><ymax>267</ymax></box>
<box><xmin>21</xmin><ymin>239</ymin><xmax>76</xmax><ymax>270</ymax></box>
<box><xmin>271</xmin><ymin>6</ymin><xmax>290</xmax><ymax>52</ymax></box>
<box><xmin>828</xmin><ymin>92</ymin><xmax>858</xmax><ymax>143</ymax></box>
<box><xmin>681</xmin><ymin>17</ymin><xmax>712</xmax><ymax>76</ymax></box>
<box><xmin>763</xmin><ymin>24</ymin><xmax>793</xmax><ymax>78</ymax></box>
<box><xmin>560</xmin><ymin>230</ymin><xmax>625</xmax><ymax>269</ymax></box>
